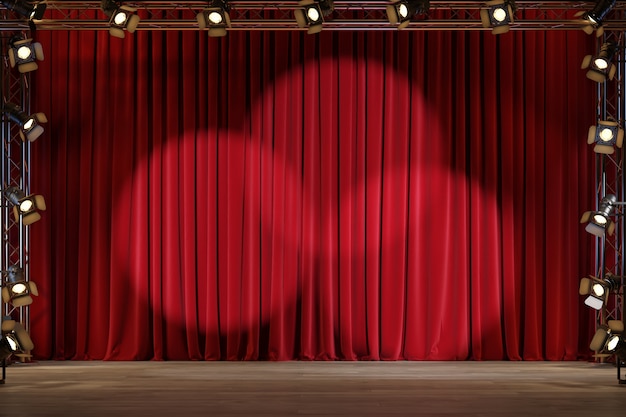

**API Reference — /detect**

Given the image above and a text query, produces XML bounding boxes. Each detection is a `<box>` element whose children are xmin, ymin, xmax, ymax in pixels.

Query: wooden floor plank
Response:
<box><xmin>1</xmin><ymin>361</ymin><xmax>624</xmax><ymax>416</ymax></box>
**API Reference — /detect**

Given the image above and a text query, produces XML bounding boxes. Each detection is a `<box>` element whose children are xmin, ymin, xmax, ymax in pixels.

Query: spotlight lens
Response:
<box><xmin>492</xmin><ymin>7</ymin><xmax>507</xmax><ymax>22</ymax></box>
<box><xmin>16</xmin><ymin>45</ymin><xmax>32</xmax><ymax>61</ymax></box>
<box><xmin>11</xmin><ymin>283</ymin><xmax>27</xmax><ymax>295</ymax></box>
<box><xmin>599</xmin><ymin>127</ymin><xmax>615</xmax><ymax>142</ymax></box>
<box><xmin>307</xmin><ymin>7</ymin><xmax>320</xmax><ymax>22</ymax></box>
<box><xmin>6</xmin><ymin>336</ymin><xmax>17</xmax><ymax>352</ymax></box>
<box><xmin>208</xmin><ymin>11</ymin><xmax>223</xmax><ymax>24</ymax></box>
<box><xmin>113</xmin><ymin>11</ymin><xmax>128</xmax><ymax>26</ymax></box>
<box><xmin>19</xmin><ymin>199</ymin><xmax>33</xmax><ymax>213</ymax></box>
<box><xmin>593</xmin><ymin>214</ymin><xmax>608</xmax><ymax>225</ymax></box>
<box><xmin>591</xmin><ymin>283</ymin><xmax>606</xmax><ymax>297</ymax></box>
<box><xmin>398</xmin><ymin>4</ymin><xmax>409</xmax><ymax>18</ymax></box>
<box><xmin>23</xmin><ymin>118</ymin><xmax>35</xmax><ymax>131</ymax></box>
<box><xmin>607</xmin><ymin>335</ymin><xmax>620</xmax><ymax>351</ymax></box>
<box><xmin>594</xmin><ymin>58</ymin><xmax>609</xmax><ymax>70</ymax></box>
<box><xmin>586</xmin><ymin>14</ymin><xmax>599</xmax><ymax>25</ymax></box>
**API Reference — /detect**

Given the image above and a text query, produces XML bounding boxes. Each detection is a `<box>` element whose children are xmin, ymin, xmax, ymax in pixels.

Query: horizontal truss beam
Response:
<box><xmin>0</xmin><ymin>1</ymin><xmax>621</xmax><ymax>32</ymax></box>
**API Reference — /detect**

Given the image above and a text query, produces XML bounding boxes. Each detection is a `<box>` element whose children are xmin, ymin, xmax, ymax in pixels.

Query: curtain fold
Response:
<box><xmin>29</xmin><ymin>29</ymin><xmax>595</xmax><ymax>361</ymax></box>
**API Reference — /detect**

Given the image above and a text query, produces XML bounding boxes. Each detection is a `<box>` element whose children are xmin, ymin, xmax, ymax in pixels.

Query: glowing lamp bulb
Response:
<box><xmin>16</xmin><ymin>46</ymin><xmax>32</xmax><ymax>60</ymax></box>
<box><xmin>19</xmin><ymin>199</ymin><xmax>33</xmax><ymax>213</ymax></box>
<box><xmin>398</xmin><ymin>4</ymin><xmax>409</xmax><ymax>18</ymax></box>
<box><xmin>208</xmin><ymin>11</ymin><xmax>223</xmax><ymax>24</ymax></box>
<box><xmin>591</xmin><ymin>283</ymin><xmax>605</xmax><ymax>297</ymax></box>
<box><xmin>594</xmin><ymin>58</ymin><xmax>609</xmax><ymax>70</ymax></box>
<box><xmin>113</xmin><ymin>11</ymin><xmax>128</xmax><ymax>25</ymax></box>
<box><xmin>593</xmin><ymin>214</ymin><xmax>608</xmax><ymax>225</ymax></box>
<box><xmin>492</xmin><ymin>7</ymin><xmax>507</xmax><ymax>22</ymax></box>
<box><xmin>307</xmin><ymin>7</ymin><xmax>320</xmax><ymax>21</ymax></box>
<box><xmin>599</xmin><ymin>127</ymin><xmax>614</xmax><ymax>142</ymax></box>
<box><xmin>6</xmin><ymin>337</ymin><xmax>17</xmax><ymax>351</ymax></box>
<box><xmin>607</xmin><ymin>335</ymin><xmax>620</xmax><ymax>351</ymax></box>
<box><xmin>11</xmin><ymin>283</ymin><xmax>27</xmax><ymax>295</ymax></box>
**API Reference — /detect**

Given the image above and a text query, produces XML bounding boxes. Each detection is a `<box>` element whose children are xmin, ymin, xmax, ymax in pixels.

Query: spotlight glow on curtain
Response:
<box><xmin>30</xmin><ymin>29</ymin><xmax>595</xmax><ymax>361</ymax></box>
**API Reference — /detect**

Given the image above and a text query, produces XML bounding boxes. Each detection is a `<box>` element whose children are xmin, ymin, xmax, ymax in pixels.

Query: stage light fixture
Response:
<box><xmin>3</xmin><ymin>102</ymin><xmax>47</xmax><ymax>142</ymax></box>
<box><xmin>0</xmin><ymin>0</ymin><xmax>46</xmax><ymax>20</ymax></box>
<box><xmin>8</xmin><ymin>37</ymin><xmax>44</xmax><ymax>74</ymax></box>
<box><xmin>582</xmin><ymin>41</ymin><xmax>618</xmax><ymax>83</ymax></box>
<box><xmin>197</xmin><ymin>0</ymin><xmax>231</xmax><ymax>37</ymax></box>
<box><xmin>579</xmin><ymin>274</ymin><xmax>622</xmax><ymax>311</ymax></box>
<box><xmin>588</xmin><ymin>120</ymin><xmax>624</xmax><ymax>154</ymax></box>
<box><xmin>1</xmin><ymin>265</ymin><xmax>38</xmax><ymax>308</ymax></box>
<box><xmin>590</xmin><ymin>320</ymin><xmax>624</xmax><ymax>354</ymax></box>
<box><xmin>480</xmin><ymin>0</ymin><xmax>516</xmax><ymax>35</ymax></box>
<box><xmin>581</xmin><ymin>194</ymin><xmax>617</xmax><ymax>237</ymax></box>
<box><xmin>294</xmin><ymin>0</ymin><xmax>334</xmax><ymax>34</ymax></box>
<box><xmin>386</xmin><ymin>0</ymin><xmax>430</xmax><ymax>29</ymax></box>
<box><xmin>101</xmin><ymin>0</ymin><xmax>140</xmax><ymax>38</ymax></box>
<box><xmin>0</xmin><ymin>319</ymin><xmax>33</xmax><ymax>359</ymax></box>
<box><xmin>577</xmin><ymin>0</ymin><xmax>616</xmax><ymax>36</ymax></box>
<box><xmin>3</xmin><ymin>186</ymin><xmax>46</xmax><ymax>226</ymax></box>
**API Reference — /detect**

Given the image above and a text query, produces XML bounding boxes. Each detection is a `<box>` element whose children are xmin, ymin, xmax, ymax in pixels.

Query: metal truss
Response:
<box><xmin>586</xmin><ymin>21</ymin><xmax>626</xmax><ymax>379</ymax></box>
<box><xmin>594</xmin><ymin>30</ymin><xmax>624</xmax><ymax>333</ymax></box>
<box><xmin>0</xmin><ymin>1</ymin><xmax>620</xmax><ymax>32</ymax></box>
<box><xmin>0</xmin><ymin>34</ymin><xmax>32</xmax><ymax>383</ymax></box>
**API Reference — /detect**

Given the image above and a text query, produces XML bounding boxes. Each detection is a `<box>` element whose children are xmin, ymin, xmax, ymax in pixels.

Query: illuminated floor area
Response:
<box><xmin>1</xmin><ymin>361</ymin><xmax>625</xmax><ymax>416</ymax></box>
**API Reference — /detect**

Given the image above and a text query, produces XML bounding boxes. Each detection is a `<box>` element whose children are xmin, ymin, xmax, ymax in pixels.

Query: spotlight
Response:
<box><xmin>590</xmin><ymin>320</ymin><xmax>624</xmax><ymax>354</ymax></box>
<box><xmin>196</xmin><ymin>0</ymin><xmax>231</xmax><ymax>37</ymax></box>
<box><xmin>386</xmin><ymin>0</ymin><xmax>430</xmax><ymax>29</ymax></box>
<box><xmin>1</xmin><ymin>265</ymin><xmax>38</xmax><ymax>308</ymax></box>
<box><xmin>480</xmin><ymin>0</ymin><xmax>516</xmax><ymax>35</ymax></box>
<box><xmin>294</xmin><ymin>0</ymin><xmax>334</xmax><ymax>35</ymax></box>
<box><xmin>3</xmin><ymin>186</ymin><xmax>46</xmax><ymax>226</ymax></box>
<box><xmin>0</xmin><ymin>0</ymin><xmax>46</xmax><ymax>20</ymax></box>
<box><xmin>3</xmin><ymin>102</ymin><xmax>47</xmax><ymax>142</ymax></box>
<box><xmin>580</xmin><ymin>194</ymin><xmax>617</xmax><ymax>237</ymax></box>
<box><xmin>8</xmin><ymin>37</ymin><xmax>44</xmax><ymax>74</ymax></box>
<box><xmin>588</xmin><ymin>120</ymin><xmax>624</xmax><ymax>154</ymax></box>
<box><xmin>101</xmin><ymin>0</ymin><xmax>140</xmax><ymax>38</ymax></box>
<box><xmin>578</xmin><ymin>0</ymin><xmax>616</xmax><ymax>36</ymax></box>
<box><xmin>0</xmin><ymin>319</ymin><xmax>33</xmax><ymax>360</ymax></box>
<box><xmin>579</xmin><ymin>275</ymin><xmax>622</xmax><ymax>310</ymax></box>
<box><xmin>582</xmin><ymin>42</ymin><xmax>618</xmax><ymax>83</ymax></box>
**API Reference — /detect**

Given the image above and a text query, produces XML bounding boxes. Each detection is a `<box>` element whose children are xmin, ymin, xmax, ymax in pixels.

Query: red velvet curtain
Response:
<box><xmin>29</xmin><ymin>28</ymin><xmax>596</xmax><ymax>361</ymax></box>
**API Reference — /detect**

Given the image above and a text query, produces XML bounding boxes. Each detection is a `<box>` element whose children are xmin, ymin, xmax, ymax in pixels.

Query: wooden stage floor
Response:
<box><xmin>1</xmin><ymin>360</ymin><xmax>625</xmax><ymax>416</ymax></box>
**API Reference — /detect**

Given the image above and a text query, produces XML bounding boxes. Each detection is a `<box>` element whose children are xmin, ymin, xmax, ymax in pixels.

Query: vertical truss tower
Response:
<box><xmin>0</xmin><ymin>32</ymin><xmax>33</xmax><ymax>384</ymax></box>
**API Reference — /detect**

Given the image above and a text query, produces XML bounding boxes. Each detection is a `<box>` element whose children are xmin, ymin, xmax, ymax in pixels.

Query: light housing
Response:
<box><xmin>294</xmin><ymin>0</ymin><xmax>333</xmax><ymax>34</ymax></box>
<box><xmin>0</xmin><ymin>319</ymin><xmax>33</xmax><ymax>360</ymax></box>
<box><xmin>8</xmin><ymin>38</ymin><xmax>44</xmax><ymax>73</ymax></box>
<box><xmin>582</xmin><ymin>41</ymin><xmax>618</xmax><ymax>83</ymax></box>
<box><xmin>579</xmin><ymin>275</ymin><xmax>621</xmax><ymax>311</ymax></box>
<box><xmin>1</xmin><ymin>265</ymin><xmax>38</xmax><ymax>307</ymax></box>
<box><xmin>3</xmin><ymin>186</ymin><xmax>46</xmax><ymax>226</ymax></box>
<box><xmin>386</xmin><ymin>0</ymin><xmax>430</xmax><ymax>29</ymax></box>
<box><xmin>480</xmin><ymin>0</ymin><xmax>516</xmax><ymax>35</ymax></box>
<box><xmin>588</xmin><ymin>120</ymin><xmax>624</xmax><ymax>154</ymax></box>
<box><xmin>196</xmin><ymin>0</ymin><xmax>231</xmax><ymax>37</ymax></box>
<box><xmin>590</xmin><ymin>320</ymin><xmax>624</xmax><ymax>353</ymax></box>
<box><xmin>3</xmin><ymin>102</ymin><xmax>47</xmax><ymax>142</ymax></box>
<box><xmin>578</xmin><ymin>0</ymin><xmax>616</xmax><ymax>36</ymax></box>
<box><xmin>0</xmin><ymin>0</ymin><xmax>46</xmax><ymax>20</ymax></box>
<box><xmin>101</xmin><ymin>0</ymin><xmax>140</xmax><ymax>38</ymax></box>
<box><xmin>580</xmin><ymin>194</ymin><xmax>617</xmax><ymax>237</ymax></box>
